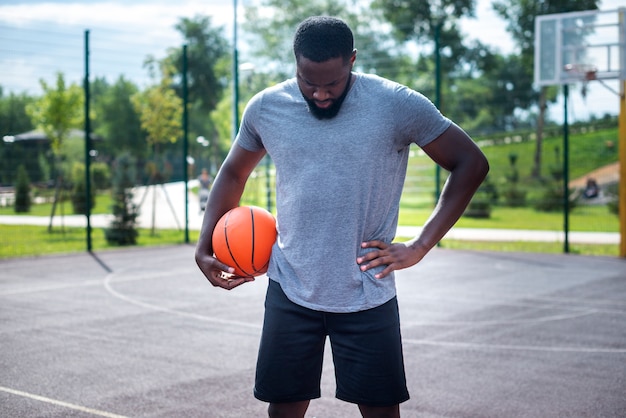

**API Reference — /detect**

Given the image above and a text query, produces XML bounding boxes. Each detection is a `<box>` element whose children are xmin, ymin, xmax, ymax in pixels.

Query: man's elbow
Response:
<box><xmin>479</xmin><ymin>154</ymin><xmax>490</xmax><ymax>178</ymax></box>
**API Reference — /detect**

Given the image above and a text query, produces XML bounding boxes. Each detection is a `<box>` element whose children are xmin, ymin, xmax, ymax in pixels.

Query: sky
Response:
<box><xmin>0</xmin><ymin>0</ymin><xmax>624</xmax><ymax>123</ymax></box>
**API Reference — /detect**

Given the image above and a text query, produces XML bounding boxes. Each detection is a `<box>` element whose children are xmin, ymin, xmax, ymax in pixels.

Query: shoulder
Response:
<box><xmin>355</xmin><ymin>73</ymin><xmax>405</xmax><ymax>89</ymax></box>
<box><xmin>355</xmin><ymin>73</ymin><xmax>397</xmax><ymax>90</ymax></box>
<box><xmin>354</xmin><ymin>73</ymin><xmax>426</xmax><ymax>101</ymax></box>
<box><xmin>248</xmin><ymin>78</ymin><xmax>299</xmax><ymax>107</ymax></box>
<box><xmin>241</xmin><ymin>78</ymin><xmax>301</xmax><ymax>125</ymax></box>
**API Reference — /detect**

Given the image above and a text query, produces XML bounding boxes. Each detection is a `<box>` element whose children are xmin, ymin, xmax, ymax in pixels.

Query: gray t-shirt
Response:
<box><xmin>236</xmin><ymin>72</ymin><xmax>450</xmax><ymax>313</ymax></box>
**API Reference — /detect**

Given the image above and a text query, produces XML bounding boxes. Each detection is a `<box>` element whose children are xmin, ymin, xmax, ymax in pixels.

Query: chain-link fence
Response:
<box><xmin>0</xmin><ymin>11</ymin><xmax>621</xmax><ymax>258</ymax></box>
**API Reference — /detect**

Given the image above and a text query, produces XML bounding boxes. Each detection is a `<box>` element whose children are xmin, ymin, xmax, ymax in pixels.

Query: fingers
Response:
<box><xmin>357</xmin><ymin>245</ymin><xmax>391</xmax><ymax>279</ymax></box>
<box><xmin>356</xmin><ymin>240</ymin><xmax>389</xmax><ymax>264</ymax></box>
<box><xmin>357</xmin><ymin>242</ymin><xmax>415</xmax><ymax>279</ymax></box>
<box><xmin>215</xmin><ymin>270</ymin><xmax>256</xmax><ymax>290</ymax></box>
<box><xmin>356</xmin><ymin>240</ymin><xmax>387</xmax><ymax>264</ymax></box>
<box><xmin>358</xmin><ymin>253</ymin><xmax>394</xmax><ymax>279</ymax></box>
<box><xmin>209</xmin><ymin>268</ymin><xmax>255</xmax><ymax>290</ymax></box>
<box><xmin>361</xmin><ymin>240</ymin><xmax>388</xmax><ymax>250</ymax></box>
<box><xmin>217</xmin><ymin>273</ymin><xmax>246</xmax><ymax>290</ymax></box>
<box><xmin>196</xmin><ymin>253</ymin><xmax>251</xmax><ymax>290</ymax></box>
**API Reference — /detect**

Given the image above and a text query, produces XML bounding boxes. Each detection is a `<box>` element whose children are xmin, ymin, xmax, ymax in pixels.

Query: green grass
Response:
<box><xmin>0</xmin><ymin>192</ymin><xmax>112</xmax><ymax>216</ymax></box>
<box><xmin>0</xmin><ymin>224</ymin><xmax>199</xmax><ymax>259</ymax></box>
<box><xmin>438</xmin><ymin>240</ymin><xmax>619</xmax><ymax>257</ymax></box>
<box><xmin>399</xmin><ymin>205</ymin><xmax>619</xmax><ymax>232</ymax></box>
<box><xmin>1</xmin><ymin>223</ymin><xmax>618</xmax><ymax>259</ymax></box>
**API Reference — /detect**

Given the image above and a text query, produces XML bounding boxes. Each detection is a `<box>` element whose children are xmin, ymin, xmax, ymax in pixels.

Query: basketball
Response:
<box><xmin>212</xmin><ymin>206</ymin><xmax>277</xmax><ymax>277</ymax></box>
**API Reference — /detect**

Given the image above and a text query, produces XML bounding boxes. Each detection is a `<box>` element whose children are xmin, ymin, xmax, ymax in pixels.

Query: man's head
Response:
<box><xmin>293</xmin><ymin>16</ymin><xmax>354</xmax><ymax>64</ymax></box>
<box><xmin>293</xmin><ymin>16</ymin><xmax>357</xmax><ymax>119</ymax></box>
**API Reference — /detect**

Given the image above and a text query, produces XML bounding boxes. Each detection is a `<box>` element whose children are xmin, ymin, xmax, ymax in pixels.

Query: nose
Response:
<box><xmin>312</xmin><ymin>88</ymin><xmax>330</xmax><ymax>102</ymax></box>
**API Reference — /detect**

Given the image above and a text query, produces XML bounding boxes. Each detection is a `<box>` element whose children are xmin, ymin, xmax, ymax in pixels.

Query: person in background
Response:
<box><xmin>583</xmin><ymin>177</ymin><xmax>599</xmax><ymax>199</ymax></box>
<box><xmin>197</xmin><ymin>168</ymin><xmax>212</xmax><ymax>212</ymax></box>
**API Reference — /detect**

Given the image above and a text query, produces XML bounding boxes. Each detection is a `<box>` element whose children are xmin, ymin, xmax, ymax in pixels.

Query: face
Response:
<box><xmin>296</xmin><ymin>53</ymin><xmax>355</xmax><ymax>119</ymax></box>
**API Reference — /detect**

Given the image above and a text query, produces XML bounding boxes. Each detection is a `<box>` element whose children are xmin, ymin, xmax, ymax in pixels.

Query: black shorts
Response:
<box><xmin>254</xmin><ymin>279</ymin><xmax>409</xmax><ymax>407</ymax></box>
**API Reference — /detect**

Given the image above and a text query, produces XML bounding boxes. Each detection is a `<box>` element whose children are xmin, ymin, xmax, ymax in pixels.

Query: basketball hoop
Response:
<box><xmin>564</xmin><ymin>63</ymin><xmax>598</xmax><ymax>99</ymax></box>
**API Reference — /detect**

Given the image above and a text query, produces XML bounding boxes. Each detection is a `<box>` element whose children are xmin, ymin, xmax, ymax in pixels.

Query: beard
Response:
<box><xmin>301</xmin><ymin>73</ymin><xmax>352</xmax><ymax>120</ymax></box>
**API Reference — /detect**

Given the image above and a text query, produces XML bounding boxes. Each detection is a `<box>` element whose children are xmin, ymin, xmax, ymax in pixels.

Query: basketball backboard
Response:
<box><xmin>534</xmin><ymin>8</ymin><xmax>625</xmax><ymax>87</ymax></box>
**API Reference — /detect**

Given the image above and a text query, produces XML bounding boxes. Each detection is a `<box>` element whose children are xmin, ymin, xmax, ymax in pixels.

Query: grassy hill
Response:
<box><xmin>398</xmin><ymin>125</ymin><xmax>620</xmax><ymax>232</ymax></box>
<box><xmin>478</xmin><ymin>126</ymin><xmax>618</xmax><ymax>183</ymax></box>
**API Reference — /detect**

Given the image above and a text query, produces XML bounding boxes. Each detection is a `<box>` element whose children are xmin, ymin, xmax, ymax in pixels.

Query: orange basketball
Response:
<box><xmin>212</xmin><ymin>206</ymin><xmax>277</xmax><ymax>277</ymax></box>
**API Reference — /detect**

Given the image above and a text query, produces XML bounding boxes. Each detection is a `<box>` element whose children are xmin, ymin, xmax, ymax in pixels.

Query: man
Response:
<box><xmin>195</xmin><ymin>16</ymin><xmax>489</xmax><ymax>418</ymax></box>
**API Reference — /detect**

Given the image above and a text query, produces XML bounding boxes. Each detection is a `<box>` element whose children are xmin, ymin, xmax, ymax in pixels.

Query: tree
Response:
<box><xmin>131</xmin><ymin>62</ymin><xmax>183</xmax><ymax>234</ymax></box>
<box><xmin>373</xmin><ymin>0</ymin><xmax>536</xmax><ymax>134</ymax></box>
<box><xmin>459</xmin><ymin>46</ymin><xmax>537</xmax><ymax>132</ymax></box>
<box><xmin>25</xmin><ymin>72</ymin><xmax>83</xmax><ymax>231</ymax></box>
<box><xmin>132</xmin><ymin>81</ymin><xmax>182</xmax><ymax>155</ymax></box>
<box><xmin>166</xmin><ymin>15</ymin><xmax>231</xmax><ymax>114</ymax></box>
<box><xmin>142</xmin><ymin>15</ymin><xmax>232</xmax><ymax>181</ymax></box>
<box><xmin>242</xmin><ymin>0</ymin><xmax>416</xmax><ymax>83</ymax></box>
<box><xmin>492</xmin><ymin>0</ymin><xmax>600</xmax><ymax>178</ymax></box>
<box><xmin>372</xmin><ymin>0</ymin><xmax>518</xmax><ymax>129</ymax></box>
<box><xmin>372</xmin><ymin>0</ymin><xmax>476</xmax><ymax>78</ymax></box>
<box><xmin>0</xmin><ymin>88</ymin><xmax>34</xmax><ymax>135</ymax></box>
<box><xmin>93</xmin><ymin>76</ymin><xmax>147</xmax><ymax>160</ymax></box>
<box><xmin>0</xmin><ymin>89</ymin><xmax>36</xmax><ymax>185</ymax></box>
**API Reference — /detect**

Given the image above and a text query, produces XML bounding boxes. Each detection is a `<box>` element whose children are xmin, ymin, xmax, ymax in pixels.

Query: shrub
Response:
<box><xmin>501</xmin><ymin>152</ymin><xmax>527</xmax><ymax>207</ymax></box>
<box><xmin>464</xmin><ymin>196</ymin><xmax>492</xmax><ymax>218</ymax></box>
<box><xmin>606</xmin><ymin>183</ymin><xmax>619</xmax><ymax>216</ymax></box>
<box><xmin>503</xmin><ymin>185</ymin><xmax>527</xmax><ymax>207</ymax></box>
<box><xmin>464</xmin><ymin>177</ymin><xmax>495</xmax><ymax>219</ymax></box>
<box><xmin>531</xmin><ymin>145</ymin><xmax>578</xmax><ymax>213</ymax></box>
<box><xmin>91</xmin><ymin>162</ymin><xmax>111</xmax><ymax>191</ymax></box>
<box><xmin>70</xmin><ymin>162</ymin><xmax>95</xmax><ymax>215</ymax></box>
<box><xmin>14</xmin><ymin>165</ymin><xmax>31</xmax><ymax>213</ymax></box>
<box><xmin>532</xmin><ymin>183</ymin><xmax>578</xmax><ymax>213</ymax></box>
<box><xmin>105</xmin><ymin>153</ymin><xmax>139</xmax><ymax>246</ymax></box>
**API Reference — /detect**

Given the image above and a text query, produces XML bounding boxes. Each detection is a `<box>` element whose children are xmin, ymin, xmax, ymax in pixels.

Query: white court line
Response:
<box><xmin>103</xmin><ymin>272</ymin><xmax>262</xmax><ymax>330</ymax></box>
<box><xmin>0</xmin><ymin>386</ymin><xmax>128</xmax><ymax>418</ymax></box>
<box><xmin>402</xmin><ymin>309</ymin><xmax>597</xmax><ymax>326</ymax></box>
<box><xmin>0</xmin><ymin>280</ymin><xmax>102</xmax><ymax>296</ymax></box>
<box><xmin>103</xmin><ymin>268</ymin><xmax>625</xmax><ymax>354</ymax></box>
<box><xmin>403</xmin><ymin>338</ymin><xmax>626</xmax><ymax>353</ymax></box>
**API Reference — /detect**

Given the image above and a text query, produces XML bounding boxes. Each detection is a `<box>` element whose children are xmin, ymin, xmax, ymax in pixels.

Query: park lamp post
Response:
<box><xmin>196</xmin><ymin>135</ymin><xmax>210</xmax><ymax>173</ymax></box>
<box><xmin>196</xmin><ymin>136</ymin><xmax>210</xmax><ymax>147</ymax></box>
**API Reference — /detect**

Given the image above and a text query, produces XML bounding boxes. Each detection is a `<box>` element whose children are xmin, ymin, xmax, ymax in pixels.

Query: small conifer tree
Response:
<box><xmin>14</xmin><ymin>164</ymin><xmax>31</xmax><ymax>213</ymax></box>
<box><xmin>70</xmin><ymin>162</ymin><xmax>95</xmax><ymax>215</ymax></box>
<box><xmin>105</xmin><ymin>153</ymin><xmax>139</xmax><ymax>245</ymax></box>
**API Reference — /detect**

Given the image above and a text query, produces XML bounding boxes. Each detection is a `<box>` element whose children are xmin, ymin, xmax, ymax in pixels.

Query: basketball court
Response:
<box><xmin>1</xmin><ymin>245</ymin><xmax>625</xmax><ymax>417</ymax></box>
<box><xmin>1</xmin><ymin>6</ymin><xmax>625</xmax><ymax>418</ymax></box>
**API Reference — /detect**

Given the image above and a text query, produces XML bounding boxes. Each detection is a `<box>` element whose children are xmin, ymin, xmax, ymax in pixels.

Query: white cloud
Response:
<box><xmin>459</xmin><ymin>0</ymin><xmax>514</xmax><ymax>53</ymax></box>
<box><xmin>0</xmin><ymin>1</ymin><xmax>233</xmax><ymax>28</ymax></box>
<box><xmin>1</xmin><ymin>57</ymin><xmax>42</xmax><ymax>93</ymax></box>
<box><xmin>0</xmin><ymin>0</ymin><xmax>236</xmax><ymax>94</ymax></box>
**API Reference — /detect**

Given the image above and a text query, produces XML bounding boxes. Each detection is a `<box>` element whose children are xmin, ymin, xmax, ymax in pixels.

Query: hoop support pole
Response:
<box><xmin>618</xmin><ymin>80</ymin><xmax>626</xmax><ymax>257</ymax></box>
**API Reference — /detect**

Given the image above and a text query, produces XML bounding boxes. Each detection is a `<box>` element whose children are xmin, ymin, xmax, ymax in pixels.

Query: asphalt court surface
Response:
<box><xmin>1</xmin><ymin>246</ymin><xmax>626</xmax><ymax>417</ymax></box>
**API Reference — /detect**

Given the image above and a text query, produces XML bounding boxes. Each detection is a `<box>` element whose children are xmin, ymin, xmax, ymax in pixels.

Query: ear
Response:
<box><xmin>350</xmin><ymin>49</ymin><xmax>357</xmax><ymax>64</ymax></box>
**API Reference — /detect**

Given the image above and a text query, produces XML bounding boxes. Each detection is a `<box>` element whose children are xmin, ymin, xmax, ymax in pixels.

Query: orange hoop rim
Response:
<box><xmin>564</xmin><ymin>63</ymin><xmax>598</xmax><ymax>81</ymax></box>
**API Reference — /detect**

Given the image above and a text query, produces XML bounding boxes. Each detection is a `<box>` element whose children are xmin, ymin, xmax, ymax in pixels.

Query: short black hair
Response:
<box><xmin>293</xmin><ymin>16</ymin><xmax>354</xmax><ymax>63</ymax></box>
